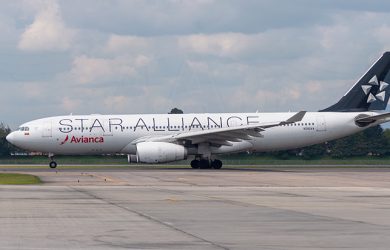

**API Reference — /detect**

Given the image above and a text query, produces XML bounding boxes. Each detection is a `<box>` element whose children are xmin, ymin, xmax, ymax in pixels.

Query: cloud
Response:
<box><xmin>305</xmin><ymin>81</ymin><xmax>322</xmax><ymax>94</ymax></box>
<box><xmin>177</xmin><ymin>30</ymin><xmax>316</xmax><ymax>60</ymax></box>
<box><xmin>18</xmin><ymin>0</ymin><xmax>75</xmax><ymax>51</ymax></box>
<box><xmin>106</xmin><ymin>35</ymin><xmax>149</xmax><ymax>53</ymax></box>
<box><xmin>3</xmin><ymin>1</ymin><xmax>390</xmax><ymax>128</ymax></box>
<box><xmin>178</xmin><ymin>33</ymin><xmax>253</xmax><ymax>57</ymax></box>
<box><xmin>104</xmin><ymin>95</ymin><xmax>129</xmax><ymax>112</ymax></box>
<box><xmin>61</xmin><ymin>96</ymin><xmax>81</xmax><ymax>112</ymax></box>
<box><xmin>21</xmin><ymin>82</ymin><xmax>45</xmax><ymax>98</ymax></box>
<box><xmin>373</xmin><ymin>23</ymin><xmax>390</xmax><ymax>51</ymax></box>
<box><xmin>69</xmin><ymin>54</ymin><xmax>151</xmax><ymax>84</ymax></box>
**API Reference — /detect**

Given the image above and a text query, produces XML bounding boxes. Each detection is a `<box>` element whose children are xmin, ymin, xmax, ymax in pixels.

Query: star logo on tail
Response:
<box><xmin>361</xmin><ymin>75</ymin><xmax>389</xmax><ymax>103</ymax></box>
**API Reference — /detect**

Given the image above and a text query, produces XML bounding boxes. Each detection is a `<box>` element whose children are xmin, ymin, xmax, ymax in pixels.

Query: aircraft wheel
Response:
<box><xmin>49</xmin><ymin>161</ymin><xmax>57</xmax><ymax>169</ymax></box>
<box><xmin>190</xmin><ymin>160</ymin><xmax>200</xmax><ymax>169</ymax></box>
<box><xmin>199</xmin><ymin>159</ymin><xmax>210</xmax><ymax>169</ymax></box>
<box><xmin>211</xmin><ymin>159</ymin><xmax>223</xmax><ymax>169</ymax></box>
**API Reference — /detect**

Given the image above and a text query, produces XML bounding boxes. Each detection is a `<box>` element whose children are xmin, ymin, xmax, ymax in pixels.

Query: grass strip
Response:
<box><xmin>0</xmin><ymin>173</ymin><xmax>41</xmax><ymax>185</ymax></box>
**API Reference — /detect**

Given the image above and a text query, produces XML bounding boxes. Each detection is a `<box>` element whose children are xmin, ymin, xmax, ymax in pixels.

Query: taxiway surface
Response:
<box><xmin>1</xmin><ymin>166</ymin><xmax>390</xmax><ymax>249</ymax></box>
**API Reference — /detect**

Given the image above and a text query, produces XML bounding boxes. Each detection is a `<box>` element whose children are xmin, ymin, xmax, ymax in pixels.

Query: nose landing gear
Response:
<box><xmin>49</xmin><ymin>161</ymin><xmax>57</xmax><ymax>168</ymax></box>
<box><xmin>48</xmin><ymin>153</ymin><xmax>57</xmax><ymax>169</ymax></box>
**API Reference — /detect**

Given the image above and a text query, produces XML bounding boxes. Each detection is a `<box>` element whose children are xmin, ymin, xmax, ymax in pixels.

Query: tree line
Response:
<box><xmin>273</xmin><ymin>125</ymin><xmax>390</xmax><ymax>160</ymax></box>
<box><xmin>0</xmin><ymin>123</ymin><xmax>12</xmax><ymax>157</ymax></box>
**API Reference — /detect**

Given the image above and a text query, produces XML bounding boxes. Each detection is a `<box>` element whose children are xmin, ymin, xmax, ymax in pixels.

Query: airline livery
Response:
<box><xmin>7</xmin><ymin>52</ymin><xmax>390</xmax><ymax>169</ymax></box>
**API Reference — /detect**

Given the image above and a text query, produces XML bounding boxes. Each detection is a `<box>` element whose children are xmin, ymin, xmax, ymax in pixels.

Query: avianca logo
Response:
<box><xmin>60</xmin><ymin>135</ymin><xmax>104</xmax><ymax>145</ymax></box>
<box><xmin>60</xmin><ymin>135</ymin><xmax>69</xmax><ymax>145</ymax></box>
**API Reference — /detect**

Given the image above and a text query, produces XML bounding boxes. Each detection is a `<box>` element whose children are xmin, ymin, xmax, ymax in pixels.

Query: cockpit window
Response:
<box><xmin>19</xmin><ymin>127</ymin><xmax>30</xmax><ymax>131</ymax></box>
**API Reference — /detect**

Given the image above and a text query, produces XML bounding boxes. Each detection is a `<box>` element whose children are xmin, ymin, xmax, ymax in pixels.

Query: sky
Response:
<box><xmin>2</xmin><ymin>0</ymin><xmax>390</xmax><ymax>128</ymax></box>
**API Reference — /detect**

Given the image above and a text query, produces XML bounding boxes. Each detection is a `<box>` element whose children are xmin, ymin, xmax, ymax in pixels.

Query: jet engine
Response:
<box><xmin>136</xmin><ymin>142</ymin><xmax>187</xmax><ymax>163</ymax></box>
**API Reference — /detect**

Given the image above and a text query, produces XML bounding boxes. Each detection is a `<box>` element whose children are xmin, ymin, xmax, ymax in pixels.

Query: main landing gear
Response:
<box><xmin>190</xmin><ymin>159</ymin><xmax>223</xmax><ymax>169</ymax></box>
<box><xmin>49</xmin><ymin>161</ymin><xmax>57</xmax><ymax>168</ymax></box>
<box><xmin>48</xmin><ymin>153</ymin><xmax>57</xmax><ymax>169</ymax></box>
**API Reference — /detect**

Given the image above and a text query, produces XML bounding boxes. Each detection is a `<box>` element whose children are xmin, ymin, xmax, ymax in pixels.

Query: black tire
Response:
<box><xmin>211</xmin><ymin>159</ymin><xmax>223</xmax><ymax>169</ymax></box>
<box><xmin>190</xmin><ymin>160</ymin><xmax>200</xmax><ymax>169</ymax></box>
<box><xmin>49</xmin><ymin>161</ymin><xmax>57</xmax><ymax>169</ymax></box>
<box><xmin>199</xmin><ymin>159</ymin><xmax>210</xmax><ymax>169</ymax></box>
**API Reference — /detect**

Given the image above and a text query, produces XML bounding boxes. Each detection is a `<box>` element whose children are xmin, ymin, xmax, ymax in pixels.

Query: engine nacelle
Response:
<box><xmin>136</xmin><ymin>142</ymin><xmax>187</xmax><ymax>163</ymax></box>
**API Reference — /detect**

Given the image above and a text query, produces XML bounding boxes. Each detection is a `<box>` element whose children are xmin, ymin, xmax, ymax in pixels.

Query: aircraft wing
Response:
<box><xmin>132</xmin><ymin>111</ymin><xmax>306</xmax><ymax>146</ymax></box>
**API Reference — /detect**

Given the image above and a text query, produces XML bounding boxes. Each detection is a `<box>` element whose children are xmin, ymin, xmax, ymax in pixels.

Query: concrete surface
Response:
<box><xmin>1</xmin><ymin>167</ymin><xmax>390</xmax><ymax>249</ymax></box>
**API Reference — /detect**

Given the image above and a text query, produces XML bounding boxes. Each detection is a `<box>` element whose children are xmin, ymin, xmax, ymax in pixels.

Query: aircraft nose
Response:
<box><xmin>6</xmin><ymin>132</ymin><xmax>15</xmax><ymax>145</ymax></box>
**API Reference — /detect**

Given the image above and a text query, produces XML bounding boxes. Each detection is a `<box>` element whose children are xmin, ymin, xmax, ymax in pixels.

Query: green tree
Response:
<box><xmin>362</xmin><ymin>125</ymin><xmax>388</xmax><ymax>155</ymax></box>
<box><xmin>168</xmin><ymin>108</ymin><xmax>184</xmax><ymax>114</ymax></box>
<box><xmin>272</xmin><ymin>150</ymin><xmax>297</xmax><ymax>160</ymax></box>
<box><xmin>329</xmin><ymin>125</ymin><xmax>387</xmax><ymax>158</ymax></box>
<box><xmin>383</xmin><ymin>128</ymin><xmax>390</xmax><ymax>142</ymax></box>
<box><xmin>0</xmin><ymin>123</ymin><xmax>12</xmax><ymax>157</ymax></box>
<box><xmin>383</xmin><ymin>128</ymin><xmax>390</xmax><ymax>154</ymax></box>
<box><xmin>301</xmin><ymin>143</ymin><xmax>327</xmax><ymax>159</ymax></box>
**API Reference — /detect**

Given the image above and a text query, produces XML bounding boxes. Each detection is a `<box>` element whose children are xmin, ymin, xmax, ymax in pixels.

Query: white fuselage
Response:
<box><xmin>7</xmin><ymin>111</ymin><xmax>378</xmax><ymax>156</ymax></box>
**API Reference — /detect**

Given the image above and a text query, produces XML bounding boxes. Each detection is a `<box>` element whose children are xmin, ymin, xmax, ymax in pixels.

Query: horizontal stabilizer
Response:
<box><xmin>355</xmin><ymin>112</ymin><xmax>390</xmax><ymax>127</ymax></box>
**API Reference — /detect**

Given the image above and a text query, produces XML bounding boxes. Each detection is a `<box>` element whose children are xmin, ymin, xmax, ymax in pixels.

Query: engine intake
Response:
<box><xmin>136</xmin><ymin>142</ymin><xmax>187</xmax><ymax>163</ymax></box>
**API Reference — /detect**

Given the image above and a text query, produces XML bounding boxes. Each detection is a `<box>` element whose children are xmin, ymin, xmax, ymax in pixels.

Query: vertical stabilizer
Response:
<box><xmin>320</xmin><ymin>52</ymin><xmax>390</xmax><ymax>112</ymax></box>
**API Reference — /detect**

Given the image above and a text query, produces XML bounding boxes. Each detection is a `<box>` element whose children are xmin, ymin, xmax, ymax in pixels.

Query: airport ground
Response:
<box><xmin>1</xmin><ymin>165</ymin><xmax>390</xmax><ymax>249</ymax></box>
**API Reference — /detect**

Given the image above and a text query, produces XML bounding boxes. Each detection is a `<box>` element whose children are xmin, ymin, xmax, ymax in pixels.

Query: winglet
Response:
<box><xmin>261</xmin><ymin>111</ymin><xmax>306</xmax><ymax>129</ymax></box>
<box><xmin>285</xmin><ymin>111</ymin><xmax>306</xmax><ymax>123</ymax></box>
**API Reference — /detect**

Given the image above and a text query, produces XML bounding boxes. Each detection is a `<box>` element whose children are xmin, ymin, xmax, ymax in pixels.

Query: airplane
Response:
<box><xmin>6</xmin><ymin>52</ymin><xmax>390</xmax><ymax>169</ymax></box>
